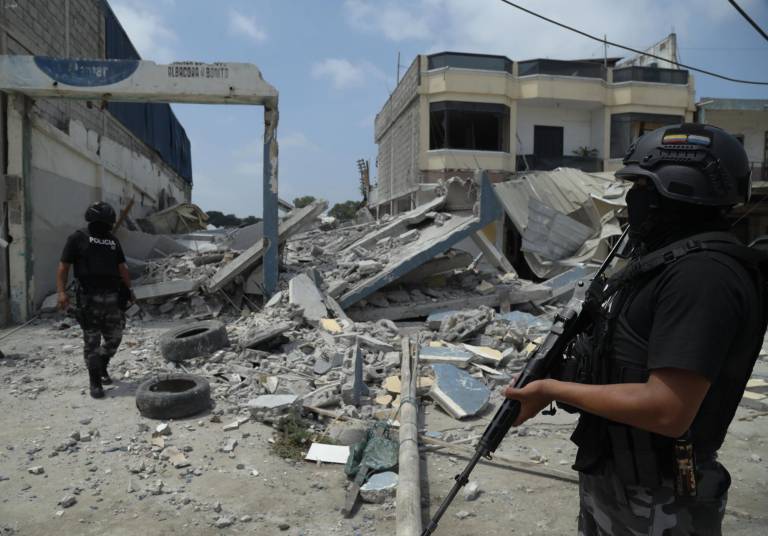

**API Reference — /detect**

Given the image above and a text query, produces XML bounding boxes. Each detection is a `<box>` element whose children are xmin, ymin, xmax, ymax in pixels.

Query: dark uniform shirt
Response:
<box><xmin>611</xmin><ymin>249</ymin><xmax>763</xmax><ymax>455</ymax></box>
<box><xmin>60</xmin><ymin>229</ymin><xmax>126</xmax><ymax>293</ymax></box>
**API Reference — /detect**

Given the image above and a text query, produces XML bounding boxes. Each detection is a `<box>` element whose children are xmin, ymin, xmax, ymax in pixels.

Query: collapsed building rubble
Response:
<box><xmin>17</xmin><ymin>168</ymin><xmax>768</xmax><ymax>531</ymax></box>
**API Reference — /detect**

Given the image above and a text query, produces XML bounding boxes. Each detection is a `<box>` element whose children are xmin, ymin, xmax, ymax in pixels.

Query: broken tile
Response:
<box><xmin>419</xmin><ymin>345</ymin><xmax>473</xmax><ymax>368</ymax></box>
<box><xmin>429</xmin><ymin>364</ymin><xmax>490</xmax><ymax>419</ymax></box>
<box><xmin>462</xmin><ymin>344</ymin><xmax>503</xmax><ymax>367</ymax></box>
<box><xmin>382</xmin><ymin>375</ymin><xmax>434</xmax><ymax>395</ymax></box>
<box><xmin>305</xmin><ymin>443</ymin><xmax>350</xmax><ymax>464</ymax></box>
<box><xmin>319</xmin><ymin>318</ymin><xmax>343</xmax><ymax>334</ymax></box>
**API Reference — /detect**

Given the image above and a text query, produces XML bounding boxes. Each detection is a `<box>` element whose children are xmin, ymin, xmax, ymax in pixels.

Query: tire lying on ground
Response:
<box><xmin>135</xmin><ymin>373</ymin><xmax>211</xmax><ymax>420</ymax></box>
<box><xmin>160</xmin><ymin>320</ymin><xmax>229</xmax><ymax>362</ymax></box>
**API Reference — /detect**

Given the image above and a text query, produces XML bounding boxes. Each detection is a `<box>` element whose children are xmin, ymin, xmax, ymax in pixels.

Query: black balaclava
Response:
<box><xmin>88</xmin><ymin>221</ymin><xmax>112</xmax><ymax>238</ymax></box>
<box><xmin>625</xmin><ymin>182</ymin><xmax>727</xmax><ymax>253</ymax></box>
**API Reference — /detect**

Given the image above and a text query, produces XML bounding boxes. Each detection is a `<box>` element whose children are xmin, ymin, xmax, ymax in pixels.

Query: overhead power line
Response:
<box><xmin>728</xmin><ymin>0</ymin><xmax>768</xmax><ymax>43</ymax></box>
<box><xmin>497</xmin><ymin>0</ymin><xmax>768</xmax><ymax>86</ymax></box>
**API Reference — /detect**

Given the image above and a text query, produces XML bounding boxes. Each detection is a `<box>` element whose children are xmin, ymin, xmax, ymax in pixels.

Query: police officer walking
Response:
<box><xmin>56</xmin><ymin>202</ymin><xmax>134</xmax><ymax>399</ymax></box>
<box><xmin>504</xmin><ymin>124</ymin><xmax>765</xmax><ymax>535</ymax></box>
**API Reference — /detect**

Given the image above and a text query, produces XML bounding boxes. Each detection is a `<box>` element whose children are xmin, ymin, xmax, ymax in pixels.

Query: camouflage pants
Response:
<box><xmin>79</xmin><ymin>292</ymin><xmax>125</xmax><ymax>371</ymax></box>
<box><xmin>578</xmin><ymin>460</ymin><xmax>729</xmax><ymax>535</ymax></box>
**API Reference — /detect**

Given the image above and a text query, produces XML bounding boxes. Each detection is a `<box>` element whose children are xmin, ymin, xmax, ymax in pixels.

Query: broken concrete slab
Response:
<box><xmin>339</xmin><ymin>174</ymin><xmax>500</xmax><ymax>309</ymax></box>
<box><xmin>382</xmin><ymin>375</ymin><xmax>434</xmax><ymax>396</ymax></box>
<box><xmin>360</xmin><ymin>471</ymin><xmax>399</xmax><ymax>503</ymax></box>
<box><xmin>115</xmin><ymin>228</ymin><xmax>190</xmax><ymax>261</ymax></box>
<box><xmin>240</xmin><ymin>323</ymin><xmax>291</xmax><ymax>350</ymax></box>
<box><xmin>430</xmin><ymin>364</ymin><xmax>491</xmax><ymax>419</ymax></box>
<box><xmin>347</xmin><ymin>281</ymin><xmax>551</xmax><ymax>322</ymax></box>
<box><xmin>288</xmin><ymin>273</ymin><xmax>327</xmax><ymax>324</ymax></box>
<box><xmin>419</xmin><ymin>345</ymin><xmax>473</xmax><ymax>368</ymax></box>
<box><xmin>133</xmin><ymin>278</ymin><xmax>204</xmax><ymax>302</ymax></box>
<box><xmin>246</xmin><ymin>394</ymin><xmax>299</xmax><ymax>423</ymax></box>
<box><xmin>207</xmin><ymin>200</ymin><xmax>327</xmax><ymax>293</ymax></box>
<box><xmin>397</xmin><ymin>250</ymin><xmax>473</xmax><ymax>284</ymax></box>
<box><xmin>471</xmin><ymin>231</ymin><xmax>515</xmax><ymax>274</ymax></box>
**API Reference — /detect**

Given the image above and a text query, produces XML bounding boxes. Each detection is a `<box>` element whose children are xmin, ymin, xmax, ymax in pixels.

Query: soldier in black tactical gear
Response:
<box><xmin>504</xmin><ymin>124</ymin><xmax>765</xmax><ymax>535</ymax></box>
<box><xmin>57</xmin><ymin>201</ymin><xmax>134</xmax><ymax>399</ymax></box>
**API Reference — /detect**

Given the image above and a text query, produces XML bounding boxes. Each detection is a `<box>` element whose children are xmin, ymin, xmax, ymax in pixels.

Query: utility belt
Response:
<box><xmin>75</xmin><ymin>281</ymin><xmax>130</xmax><ymax>310</ymax></box>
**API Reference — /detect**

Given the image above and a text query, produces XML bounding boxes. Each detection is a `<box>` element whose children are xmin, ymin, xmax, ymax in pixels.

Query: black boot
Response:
<box><xmin>100</xmin><ymin>357</ymin><xmax>113</xmax><ymax>385</ymax></box>
<box><xmin>88</xmin><ymin>368</ymin><xmax>104</xmax><ymax>399</ymax></box>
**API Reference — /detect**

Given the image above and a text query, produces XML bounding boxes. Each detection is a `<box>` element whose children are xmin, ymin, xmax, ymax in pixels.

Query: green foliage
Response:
<box><xmin>572</xmin><ymin>146</ymin><xmax>599</xmax><ymax>159</ymax></box>
<box><xmin>328</xmin><ymin>200</ymin><xmax>363</xmax><ymax>222</ymax></box>
<box><xmin>293</xmin><ymin>195</ymin><xmax>317</xmax><ymax>209</ymax></box>
<box><xmin>269</xmin><ymin>409</ymin><xmax>333</xmax><ymax>460</ymax></box>
<box><xmin>206</xmin><ymin>210</ymin><xmax>259</xmax><ymax>228</ymax></box>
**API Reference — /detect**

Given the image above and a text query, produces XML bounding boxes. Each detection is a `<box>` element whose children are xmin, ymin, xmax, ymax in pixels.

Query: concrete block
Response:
<box><xmin>429</xmin><ymin>364</ymin><xmax>490</xmax><ymax>419</ymax></box>
<box><xmin>302</xmin><ymin>382</ymin><xmax>342</xmax><ymax>408</ymax></box>
<box><xmin>360</xmin><ymin>471</ymin><xmax>399</xmax><ymax>503</ymax></box>
<box><xmin>246</xmin><ymin>394</ymin><xmax>299</xmax><ymax>423</ymax></box>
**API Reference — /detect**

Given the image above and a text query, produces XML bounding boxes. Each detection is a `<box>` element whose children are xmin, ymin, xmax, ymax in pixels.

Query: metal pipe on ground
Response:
<box><xmin>397</xmin><ymin>337</ymin><xmax>422</xmax><ymax>536</ymax></box>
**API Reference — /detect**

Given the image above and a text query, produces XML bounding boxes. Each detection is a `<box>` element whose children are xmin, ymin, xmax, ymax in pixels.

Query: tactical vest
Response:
<box><xmin>570</xmin><ymin>232</ymin><xmax>767</xmax><ymax>488</ymax></box>
<box><xmin>72</xmin><ymin>228</ymin><xmax>122</xmax><ymax>293</ymax></box>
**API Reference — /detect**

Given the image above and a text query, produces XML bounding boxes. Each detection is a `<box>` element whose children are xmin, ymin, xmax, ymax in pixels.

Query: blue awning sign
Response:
<box><xmin>33</xmin><ymin>57</ymin><xmax>139</xmax><ymax>87</ymax></box>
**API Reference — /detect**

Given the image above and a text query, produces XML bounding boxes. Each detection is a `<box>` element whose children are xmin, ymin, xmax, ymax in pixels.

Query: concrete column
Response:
<box><xmin>6</xmin><ymin>95</ymin><xmax>31</xmax><ymax>322</ymax></box>
<box><xmin>262</xmin><ymin>105</ymin><xmax>279</xmax><ymax>298</ymax></box>
<box><xmin>508</xmin><ymin>99</ymin><xmax>518</xmax><ymax>172</ymax></box>
<box><xmin>602</xmin><ymin>107</ymin><xmax>612</xmax><ymax>165</ymax></box>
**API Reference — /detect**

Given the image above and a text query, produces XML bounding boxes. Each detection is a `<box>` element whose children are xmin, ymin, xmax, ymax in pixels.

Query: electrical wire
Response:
<box><xmin>728</xmin><ymin>0</ymin><xmax>768</xmax><ymax>43</ymax></box>
<box><xmin>497</xmin><ymin>0</ymin><xmax>768</xmax><ymax>86</ymax></box>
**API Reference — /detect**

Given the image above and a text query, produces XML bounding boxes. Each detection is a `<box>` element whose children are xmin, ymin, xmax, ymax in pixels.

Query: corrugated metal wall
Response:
<box><xmin>102</xmin><ymin>4</ymin><xmax>192</xmax><ymax>183</ymax></box>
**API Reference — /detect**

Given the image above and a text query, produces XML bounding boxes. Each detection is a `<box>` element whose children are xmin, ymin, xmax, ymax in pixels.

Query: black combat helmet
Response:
<box><xmin>84</xmin><ymin>201</ymin><xmax>116</xmax><ymax>225</ymax></box>
<box><xmin>616</xmin><ymin>123</ymin><xmax>751</xmax><ymax>206</ymax></box>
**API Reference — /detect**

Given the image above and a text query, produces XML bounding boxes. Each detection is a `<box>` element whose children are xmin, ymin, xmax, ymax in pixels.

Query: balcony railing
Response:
<box><xmin>427</xmin><ymin>52</ymin><xmax>513</xmax><ymax>74</ymax></box>
<box><xmin>518</xmin><ymin>59</ymin><xmax>606</xmax><ymax>80</ymax></box>
<box><xmin>517</xmin><ymin>154</ymin><xmax>604</xmax><ymax>173</ymax></box>
<box><xmin>612</xmin><ymin>66</ymin><xmax>689</xmax><ymax>85</ymax></box>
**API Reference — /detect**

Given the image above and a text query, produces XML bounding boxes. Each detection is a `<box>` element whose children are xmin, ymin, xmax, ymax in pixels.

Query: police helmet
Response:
<box><xmin>615</xmin><ymin>123</ymin><xmax>751</xmax><ymax>206</ymax></box>
<box><xmin>84</xmin><ymin>202</ymin><xmax>116</xmax><ymax>225</ymax></box>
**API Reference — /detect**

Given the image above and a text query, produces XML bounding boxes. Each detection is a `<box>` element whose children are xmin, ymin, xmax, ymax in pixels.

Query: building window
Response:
<box><xmin>429</xmin><ymin>101</ymin><xmax>510</xmax><ymax>152</ymax></box>
<box><xmin>610</xmin><ymin>113</ymin><xmax>682</xmax><ymax>158</ymax></box>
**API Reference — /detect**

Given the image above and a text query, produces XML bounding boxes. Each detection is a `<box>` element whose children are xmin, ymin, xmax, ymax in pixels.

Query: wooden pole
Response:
<box><xmin>397</xmin><ymin>337</ymin><xmax>422</xmax><ymax>536</ymax></box>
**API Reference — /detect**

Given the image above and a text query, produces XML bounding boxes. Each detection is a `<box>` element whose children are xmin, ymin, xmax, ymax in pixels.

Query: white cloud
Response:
<box><xmin>311</xmin><ymin>58</ymin><xmax>385</xmax><ymax>90</ymax></box>
<box><xmin>344</xmin><ymin>0</ymin><xmax>430</xmax><ymax>42</ymax></box>
<box><xmin>229</xmin><ymin>10</ymin><xmax>267</xmax><ymax>43</ymax></box>
<box><xmin>111</xmin><ymin>2</ymin><xmax>177</xmax><ymax>63</ymax></box>
<box><xmin>233</xmin><ymin>160</ymin><xmax>263</xmax><ymax>176</ymax></box>
<box><xmin>280</xmin><ymin>132</ymin><xmax>319</xmax><ymax>150</ymax></box>
<box><xmin>340</xmin><ymin>1</ymin><xmax>716</xmax><ymax>62</ymax></box>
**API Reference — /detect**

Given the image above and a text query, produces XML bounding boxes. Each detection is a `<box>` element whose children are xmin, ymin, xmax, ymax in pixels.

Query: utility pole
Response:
<box><xmin>396</xmin><ymin>51</ymin><xmax>401</xmax><ymax>84</ymax></box>
<box><xmin>603</xmin><ymin>34</ymin><xmax>608</xmax><ymax>69</ymax></box>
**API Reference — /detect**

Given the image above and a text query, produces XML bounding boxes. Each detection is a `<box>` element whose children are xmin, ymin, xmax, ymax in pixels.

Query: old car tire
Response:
<box><xmin>160</xmin><ymin>320</ymin><xmax>229</xmax><ymax>362</ymax></box>
<box><xmin>135</xmin><ymin>373</ymin><xmax>211</xmax><ymax>420</ymax></box>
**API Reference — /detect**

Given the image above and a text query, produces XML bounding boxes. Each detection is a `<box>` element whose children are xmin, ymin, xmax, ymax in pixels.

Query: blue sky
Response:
<box><xmin>111</xmin><ymin>0</ymin><xmax>768</xmax><ymax>218</ymax></box>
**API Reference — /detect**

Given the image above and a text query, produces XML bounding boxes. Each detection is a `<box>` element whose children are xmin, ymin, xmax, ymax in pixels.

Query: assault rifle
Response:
<box><xmin>421</xmin><ymin>227</ymin><xmax>629</xmax><ymax>536</ymax></box>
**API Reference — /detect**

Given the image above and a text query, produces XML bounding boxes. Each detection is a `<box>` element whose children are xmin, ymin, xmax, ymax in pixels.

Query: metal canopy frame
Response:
<box><xmin>0</xmin><ymin>55</ymin><xmax>281</xmax><ymax>299</ymax></box>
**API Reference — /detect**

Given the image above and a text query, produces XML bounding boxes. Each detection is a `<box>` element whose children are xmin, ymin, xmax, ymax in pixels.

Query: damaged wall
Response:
<box><xmin>374</xmin><ymin>57</ymin><xmax>421</xmax><ymax>211</ymax></box>
<box><xmin>26</xmin><ymin>112</ymin><xmax>190</xmax><ymax>308</ymax></box>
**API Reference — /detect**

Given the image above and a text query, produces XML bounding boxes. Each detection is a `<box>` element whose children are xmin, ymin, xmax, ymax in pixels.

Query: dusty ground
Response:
<box><xmin>1</xmin><ymin>316</ymin><xmax>766</xmax><ymax>535</ymax></box>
